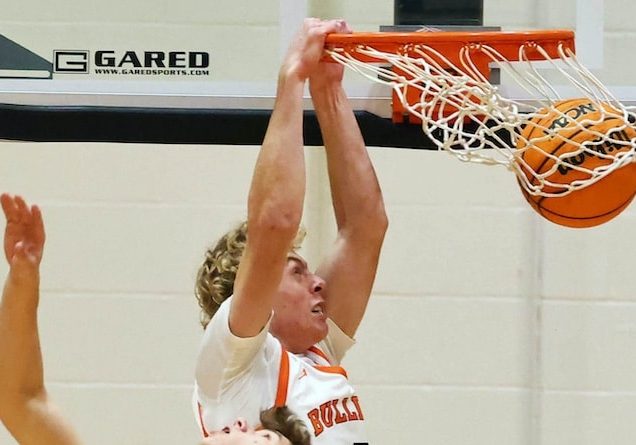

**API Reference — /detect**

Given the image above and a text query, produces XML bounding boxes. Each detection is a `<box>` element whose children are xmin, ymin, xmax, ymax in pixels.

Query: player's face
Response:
<box><xmin>270</xmin><ymin>253</ymin><xmax>328</xmax><ymax>353</ymax></box>
<box><xmin>198</xmin><ymin>418</ymin><xmax>291</xmax><ymax>445</ymax></box>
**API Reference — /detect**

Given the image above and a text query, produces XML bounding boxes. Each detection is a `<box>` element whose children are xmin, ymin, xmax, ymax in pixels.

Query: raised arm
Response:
<box><xmin>309</xmin><ymin>24</ymin><xmax>389</xmax><ymax>337</ymax></box>
<box><xmin>0</xmin><ymin>194</ymin><xmax>81</xmax><ymax>445</ymax></box>
<box><xmin>229</xmin><ymin>19</ymin><xmax>348</xmax><ymax>338</ymax></box>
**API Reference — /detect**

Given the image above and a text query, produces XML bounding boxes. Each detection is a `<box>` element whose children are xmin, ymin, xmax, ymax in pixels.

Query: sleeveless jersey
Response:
<box><xmin>193</xmin><ymin>296</ymin><xmax>367</xmax><ymax>444</ymax></box>
<box><xmin>275</xmin><ymin>345</ymin><xmax>367</xmax><ymax>444</ymax></box>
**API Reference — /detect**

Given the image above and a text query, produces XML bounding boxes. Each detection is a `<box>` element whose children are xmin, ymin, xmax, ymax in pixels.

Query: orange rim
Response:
<box><xmin>324</xmin><ymin>29</ymin><xmax>575</xmax><ymax>62</ymax></box>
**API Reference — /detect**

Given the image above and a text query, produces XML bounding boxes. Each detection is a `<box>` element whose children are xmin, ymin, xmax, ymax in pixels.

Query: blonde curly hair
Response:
<box><xmin>195</xmin><ymin>221</ymin><xmax>306</xmax><ymax>329</ymax></box>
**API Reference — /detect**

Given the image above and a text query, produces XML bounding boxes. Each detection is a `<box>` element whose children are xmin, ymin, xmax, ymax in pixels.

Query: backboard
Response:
<box><xmin>0</xmin><ymin>0</ymin><xmax>632</xmax><ymax>145</ymax></box>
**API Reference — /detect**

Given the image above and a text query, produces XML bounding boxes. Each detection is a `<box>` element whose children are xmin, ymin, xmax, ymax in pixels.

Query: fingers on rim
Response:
<box><xmin>324</xmin><ymin>20</ymin><xmax>343</xmax><ymax>33</ymax></box>
<box><xmin>334</xmin><ymin>19</ymin><xmax>350</xmax><ymax>32</ymax></box>
<box><xmin>323</xmin><ymin>19</ymin><xmax>350</xmax><ymax>35</ymax></box>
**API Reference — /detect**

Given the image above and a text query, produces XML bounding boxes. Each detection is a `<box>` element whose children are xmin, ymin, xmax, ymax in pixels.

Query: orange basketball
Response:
<box><xmin>516</xmin><ymin>98</ymin><xmax>636</xmax><ymax>228</ymax></box>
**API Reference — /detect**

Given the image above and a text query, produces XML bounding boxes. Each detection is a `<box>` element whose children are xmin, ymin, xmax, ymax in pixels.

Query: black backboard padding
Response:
<box><xmin>394</xmin><ymin>0</ymin><xmax>483</xmax><ymax>26</ymax></box>
<box><xmin>0</xmin><ymin>104</ymin><xmax>439</xmax><ymax>149</ymax></box>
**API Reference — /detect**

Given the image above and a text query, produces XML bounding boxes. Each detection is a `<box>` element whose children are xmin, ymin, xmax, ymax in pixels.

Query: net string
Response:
<box><xmin>325</xmin><ymin>42</ymin><xmax>636</xmax><ymax>197</ymax></box>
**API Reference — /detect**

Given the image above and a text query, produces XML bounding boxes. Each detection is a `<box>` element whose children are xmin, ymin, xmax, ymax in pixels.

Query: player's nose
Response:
<box><xmin>232</xmin><ymin>417</ymin><xmax>249</xmax><ymax>432</ymax></box>
<box><xmin>312</xmin><ymin>274</ymin><xmax>326</xmax><ymax>293</ymax></box>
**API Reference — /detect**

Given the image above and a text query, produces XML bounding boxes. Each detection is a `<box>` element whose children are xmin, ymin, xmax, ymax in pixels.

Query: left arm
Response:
<box><xmin>309</xmin><ymin>29</ymin><xmax>389</xmax><ymax>337</ymax></box>
<box><xmin>0</xmin><ymin>194</ymin><xmax>81</xmax><ymax>445</ymax></box>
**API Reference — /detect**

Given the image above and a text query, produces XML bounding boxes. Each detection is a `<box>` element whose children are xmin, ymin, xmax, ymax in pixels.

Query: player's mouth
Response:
<box><xmin>311</xmin><ymin>303</ymin><xmax>326</xmax><ymax>318</ymax></box>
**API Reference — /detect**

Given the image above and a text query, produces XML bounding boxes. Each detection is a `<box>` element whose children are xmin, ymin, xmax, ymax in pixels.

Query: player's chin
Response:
<box><xmin>313</xmin><ymin>319</ymin><xmax>329</xmax><ymax>340</ymax></box>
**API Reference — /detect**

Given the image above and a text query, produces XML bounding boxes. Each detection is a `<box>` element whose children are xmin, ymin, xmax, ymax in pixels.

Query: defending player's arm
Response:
<box><xmin>229</xmin><ymin>19</ymin><xmax>347</xmax><ymax>339</ymax></box>
<box><xmin>309</xmin><ymin>22</ymin><xmax>389</xmax><ymax>338</ymax></box>
<box><xmin>0</xmin><ymin>194</ymin><xmax>81</xmax><ymax>445</ymax></box>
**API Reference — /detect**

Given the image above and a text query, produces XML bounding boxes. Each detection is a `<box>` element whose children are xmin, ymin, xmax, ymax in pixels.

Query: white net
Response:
<box><xmin>326</xmin><ymin>38</ymin><xmax>636</xmax><ymax>197</ymax></box>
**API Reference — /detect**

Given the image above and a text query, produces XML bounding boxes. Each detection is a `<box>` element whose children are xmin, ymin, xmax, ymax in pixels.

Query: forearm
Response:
<box><xmin>0</xmin><ymin>269</ymin><xmax>70</xmax><ymax>445</ymax></box>
<box><xmin>0</xmin><ymin>269</ymin><xmax>44</xmax><ymax>401</ymax></box>
<box><xmin>0</xmin><ymin>195</ymin><xmax>80</xmax><ymax>444</ymax></box>
<box><xmin>310</xmin><ymin>82</ymin><xmax>387</xmax><ymax>336</ymax></box>
<box><xmin>231</xmin><ymin>19</ymin><xmax>347</xmax><ymax>337</ymax></box>
<box><xmin>231</xmin><ymin>73</ymin><xmax>308</xmax><ymax>337</ymax></box>
<box><xmin>248</xmin><ymin>73</ymin><xmax>306</xmax><ymax>234</ymax></box>
<box><xmin>311</xmin><ymin>84</ymin><xmax>387</xmax><ymax>236</ymax></box>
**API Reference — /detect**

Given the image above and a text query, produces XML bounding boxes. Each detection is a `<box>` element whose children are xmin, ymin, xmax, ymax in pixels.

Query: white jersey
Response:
<box><xmin>275</xmin><ymin>345</ymin><xmax>367</xmax><ymax>443</ymax></box>
<box><xmin>193</xmin><ymin>296</ymin><xmax>368</xmax><ymax>445</ymax></box>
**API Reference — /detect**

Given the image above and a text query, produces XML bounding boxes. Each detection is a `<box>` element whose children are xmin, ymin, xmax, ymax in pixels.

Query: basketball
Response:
<box><xmin>516</xmin><ymin>98</ymin><xmax>636</xmax><ymax>228</ymax></box>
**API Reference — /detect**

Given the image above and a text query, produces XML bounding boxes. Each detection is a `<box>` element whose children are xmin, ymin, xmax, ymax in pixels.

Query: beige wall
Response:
<box><xmin>1</xmin><ymin>1</ymin><xmax>636</xmax><ymax>445</ymax></box>
<box><xmin>0</xmin><ymin>142</ymin><xmax>634</xmax><ymax>445</ymax></box>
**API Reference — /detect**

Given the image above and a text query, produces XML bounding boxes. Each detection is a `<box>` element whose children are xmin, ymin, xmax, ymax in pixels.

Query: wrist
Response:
<box><xmin>277</xmin><ymin>67</ymin><xmax>307</xmax><ymax>96</ymax></box>
<box><xmin>279</xmin><ymin>60</ymin><xmax>310</xmax><ymax>84</ymax></box>
<box><xmin>309</xmin><ymin>78</ymin><xmax>342</xmax><ymax>95</ymax></box>
<box><xmin>8</xmin><ymin>262</ymin><xmax>40</xmax><ymax>286</ymax></box>
<box><xmin>310</xmin><ymin>83</ymin><xmax>346</xmax><ymax>111</ymax></box>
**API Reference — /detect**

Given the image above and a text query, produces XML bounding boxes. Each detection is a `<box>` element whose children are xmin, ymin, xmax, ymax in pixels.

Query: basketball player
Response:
<box><xmin>194</xmin><ymin>18</ymin><xmax>388</xmax><ymax>445</ymax></box>
<box><xmin>0</xmin><ymin>194</ymin><xmax>311</xmax><ymax>445</ymax></box>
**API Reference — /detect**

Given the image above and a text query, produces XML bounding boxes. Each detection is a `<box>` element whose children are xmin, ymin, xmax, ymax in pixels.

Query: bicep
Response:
<box><xmin>316</xmin><ymin>234</ymin><xmax>383</xmax><ymax>337</ymax></box>
<box><xmin>229</xmin><ymin>238</ymin><xmax>288</xmax><ymax>338</ymax></box>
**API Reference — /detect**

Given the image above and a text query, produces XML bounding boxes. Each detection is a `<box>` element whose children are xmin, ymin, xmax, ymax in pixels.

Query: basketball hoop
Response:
<box><xmin>323</xmin><ymin>30</ymin><xmax>636</xmax><ymax>200</ymax></box>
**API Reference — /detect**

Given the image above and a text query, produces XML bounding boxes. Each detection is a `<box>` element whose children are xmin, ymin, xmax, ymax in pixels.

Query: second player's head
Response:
<box><xmin>200</xmin><ymin>406</ymin><xmax>311</xmax><ymax>445</ymax></box>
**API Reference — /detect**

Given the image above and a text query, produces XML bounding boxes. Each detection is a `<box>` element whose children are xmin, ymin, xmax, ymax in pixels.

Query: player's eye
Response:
<box><xmin>258</xmin><ymin>430</ymin><xmax>280</xmax><ymax>442</ymax></box>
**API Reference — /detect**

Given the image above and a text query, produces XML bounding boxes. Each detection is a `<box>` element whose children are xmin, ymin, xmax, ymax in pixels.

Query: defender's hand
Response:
<box><xmin>1</xmin><ymin>194</ymin><xmax>45</xmax><ymax>268</ymax></box>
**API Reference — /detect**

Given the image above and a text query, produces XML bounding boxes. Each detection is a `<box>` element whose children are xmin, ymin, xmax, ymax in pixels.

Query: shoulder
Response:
<box><xmin>314</xmin><ymin>318</ymin><xmax>356</xmax><ymax>365</ymax></box>
<box><xmin>195</xmin><ymin>297</ymin><xmax>281</xmax><ymax>396</ymax></box>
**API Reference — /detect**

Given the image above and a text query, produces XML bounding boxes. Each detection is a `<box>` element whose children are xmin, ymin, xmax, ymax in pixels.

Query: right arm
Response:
<box><xmin>195</xmin><ymin>19</ymin><xmax>346</xmax><ymax>406</ymax></box>
<box><xmin>229</xmin><ymin>19</ymin><xmax>345</xmax><ymax>338</ymax></box>
<box><xmin>0</xmin><ymin>194</ymin><xmax>81</xmax><ymax>445</ymax></box>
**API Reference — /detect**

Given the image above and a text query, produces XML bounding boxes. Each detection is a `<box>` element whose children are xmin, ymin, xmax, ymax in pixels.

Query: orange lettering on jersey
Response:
<box><xmin>320</xmin><ymin>401</ymin><xmax>335</xmax><ymax>428</ymax></box>
<box><xmin>306</xmin><ymin>395</ymin><xmax>365</xmax><ymax>438</ymax></box>
<box><xmin>333</xmin><ymin>399</ymin><xmax>347</xmax><ymax>424</ymax></box>
<box><xmin>351</xmin><ymin>395</ymin><xmax>365</xmax><ymax>420</ymax></box>
<box><xmin>342</xmin><ymin>397</ymin><xmax>358</xmax><ymax>421</ymax></box>
<box><xmin>307</xmin><ymin>408</ymin><xmax>324</xmax><ymax>436</ymax></box>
